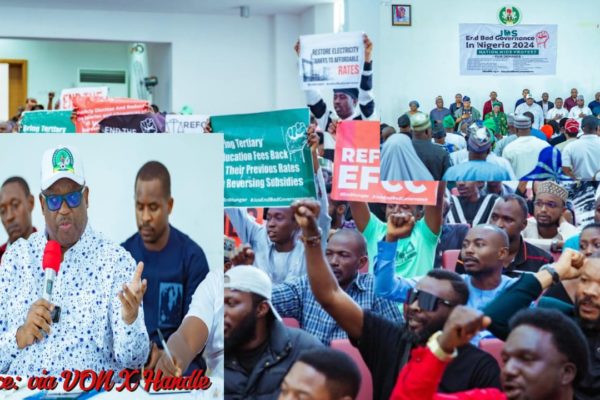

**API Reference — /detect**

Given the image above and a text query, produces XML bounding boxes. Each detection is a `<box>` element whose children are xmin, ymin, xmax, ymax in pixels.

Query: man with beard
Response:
<box><xmin>0</xmin><ymin>177</ymin><xmax>37</xmax><ymax>263</ymax></box>
<box><xmin>327</xmin><ymin>185</ymin><xmax>350</xmax><ymax>231</ymax></box>
<box><xmin>522</xmin><ymin>181</ymin><xmax>578</xmax><ymax>253</ymax></box>
<box><xmin>292</xmin><ymin>199</ymin><xmax>501</xmax><ymax>400</ymax></box>
<box><xmin>478</xmin><ymin>250</ymin><xmax>600</xmax><ymax>400</ymax></box>
<box><xmin>122</xmin><ymin>161</ymin><xmax>209</xmax><ymax>372</ymax></box>
<box><xmin>224</xmin><ymin>266</ymin><xmax>322</xmax><ymax>398</ymax></box>
<box><xmin>376</xmin><ymin>223</ymin><xmax>514</xmax><ymax>343</ymax></box>
<box><xmin>390</xmin><ymin>305</ymin><xmax>589</xmax><ymax>400</ymax></box>
<box><xmin>349</xmin><ymin>181</ymin><xmax>445</xmax><ymax>278</ymax></box>
<box><xmin>544</xmin><ymin>222</ymin><xmax>600</xmax><ymax>305</ymax></box>
<box><xmin>447</xmin><ymin>181</ymin><xmax>501</xmax><ymax>226</ymax></box>
<box><xmin>279</xmin><ymin>348</ymin><xmax>361</xmax><ymax>400</ymax></box>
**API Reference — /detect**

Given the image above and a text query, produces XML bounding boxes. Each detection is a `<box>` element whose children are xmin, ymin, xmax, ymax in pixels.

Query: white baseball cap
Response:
<box><xmin>224</xmin><ymin>266</ymin><xmax>282</xmax><ymax>321</ymax></box>
<box><xmin>40</xmin><ymin>145</ymin><xmax>86</xmax><ymax>191</ymax></box>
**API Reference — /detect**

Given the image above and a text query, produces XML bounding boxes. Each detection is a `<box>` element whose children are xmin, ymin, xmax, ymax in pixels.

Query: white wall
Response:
<box><xmin>0</xmin><ymin>134</ymin><xmax>224</xmax><ymax>271</ymax></box>
<box><xmin>0</xmin><ymin>39</ymin><xmax>131</xmax><ymax>105</ymax></box>
<box><xmin>345</xmin><ymin>0</ymin><xmax>600</xmax><ymax>124</ymax></box>
<box><xmin>0</xmin><ymin>7</ymin><xmax>302</xmax><ymax>116</ymax></box>
<box><xmin>146</xmin><ymin>42</ymin><xmax>173</xmax><ymax>112</ymax></box>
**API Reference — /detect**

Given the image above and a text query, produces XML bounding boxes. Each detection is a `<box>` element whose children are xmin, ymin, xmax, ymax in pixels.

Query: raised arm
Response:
<box><xmin>292</xmin><ymin>199</ymin><xmax>364</xmax><ymax>340</ymax></box>
<box><xmin>424</xmin><ymin>181</ymin><xmax>445</xmax><ymax>236</ymax></box>
<box><xmin>484</xmin><ymin>249</ymin><xmax>584</xmax><ymax>339</ymax></box>
<box><xmin>349</xmin><ymin>202</ymin><xmax>371</xmax><ymax>232</ymax></box>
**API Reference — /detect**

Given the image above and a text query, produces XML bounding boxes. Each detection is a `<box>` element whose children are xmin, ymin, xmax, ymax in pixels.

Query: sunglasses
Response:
<box><xmin>42</xmin><ymin>187</ymin><xmax>85</xmax><ymax>212</ymax></box>
<box><xmin>405</xmin><ymin>288</ymin><xmax>456</xmax><ymax>312</ymax></box>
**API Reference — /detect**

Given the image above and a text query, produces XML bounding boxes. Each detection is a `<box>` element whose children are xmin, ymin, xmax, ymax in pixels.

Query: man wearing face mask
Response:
<box><xmin>0</xmin><ymin>145</ymin><xmax>149</xmax><ymax>376</ymax></box>
<box><xmin>292</xmin><ymin>199</ymin><xmax>501</xmax><ymax>400</ymax></box>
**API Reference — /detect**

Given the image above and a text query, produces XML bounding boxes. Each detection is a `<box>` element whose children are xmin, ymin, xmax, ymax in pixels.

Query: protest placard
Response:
<box><xmin>99</xmin><ymin>113</ymin><xmax>165</xmax><ymax>133</ymax></box>
<box><xmin>73</xmin><ymin>97</ymin><xmax>149</xmax><ymax>133</ymax></box>
<box><xmin>299</xmin><ymin>32</ymin><xmax>364</xmax><ymax>90</ymax></box>
<box><xmin>212</xmin><ymin>108</ymin><xmax>316</xmax><ymax>207</ymax></box>
<box><xmin>165</xmin><ymin>114</ymin><xmax>209</xmax><ymax>133</ymax></box>
<box><xmin>20</xmin><ymin>110</ymin><xmax>75</xmax><ymax>133</ymax></box>
<box><xmin>331</xmin><ymin>120</ymin><xmax>438</xmax><ymax>205</ymax></box>
<box><xmin>60</xmin><ymin>86</ymin><xmax>108</xmax><ymax>110</ymax></box>
<box><xmin>459</xmin><ymin>24</ymin><xmax>557</xmax><ymax>75</ymax></box>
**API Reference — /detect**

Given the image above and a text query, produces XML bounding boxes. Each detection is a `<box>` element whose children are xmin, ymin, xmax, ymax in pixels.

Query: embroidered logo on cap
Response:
<box><xmin>52</xmin><ymin>148</ymin><xmax>75</xmax><ymax>173</ymax></box>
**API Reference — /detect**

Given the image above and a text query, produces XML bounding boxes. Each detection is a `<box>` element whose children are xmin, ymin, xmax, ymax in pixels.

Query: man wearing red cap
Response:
<box><xmin>555</xmin><ymin>119</ymin><xmax>580</xmax><ymax>152</ymax></box>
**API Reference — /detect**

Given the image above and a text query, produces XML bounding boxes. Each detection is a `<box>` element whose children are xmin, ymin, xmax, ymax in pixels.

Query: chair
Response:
<box><xmin>330</xmin><ymin>339</ymin><xmax>373</xmax><ymax>400</ymax></box>
<box><xmin>282</xmin><ymin>317</ymin><xmax>300</xmax><ymax>329</ymax></box>
<box><xmin>479</xmin><ymin>338</ymin><xmax>505</xmax><ymax>367</ymax></box>
<box><xmin>442</xmin><ymin>249</ymin><xmax>460</xmax><ymax>272</ymax></box>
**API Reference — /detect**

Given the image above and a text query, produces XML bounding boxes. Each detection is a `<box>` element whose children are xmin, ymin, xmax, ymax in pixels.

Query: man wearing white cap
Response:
<box><xmin>0</xmin><ymin>145</ymin><xmax>149</xmax><ymax>376</ymax></box>
<box><xmin>224</xmin><ymin>266</ymin><xmax>322</xmax><ymax>399</ymax></box>
<box><xmin>515</xmin><ymin>94</ymin><xmax>544</xmax><ymax>129</ymax></box>
<box><xmin>502</xmin><ymin>115</ymin><xmax>550</xmax><ymax>179</ymax></box>
<box><xmin>567</xmin><ymin>95</ymin><xmax>592</xmax><ymax>123</ymax></box>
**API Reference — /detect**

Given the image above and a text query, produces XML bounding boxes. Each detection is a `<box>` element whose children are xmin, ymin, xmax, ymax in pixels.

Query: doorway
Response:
<box><xmin>0</xmin><ymin>59</ymin><xmax>27</xmax><ymax>121</ymax></box>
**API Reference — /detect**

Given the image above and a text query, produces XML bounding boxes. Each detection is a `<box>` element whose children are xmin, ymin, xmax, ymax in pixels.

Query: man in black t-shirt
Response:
<box><xmin>292</xmin><ymin>199</ymin><xmax>501</xmax><ymax>400</ymax></box>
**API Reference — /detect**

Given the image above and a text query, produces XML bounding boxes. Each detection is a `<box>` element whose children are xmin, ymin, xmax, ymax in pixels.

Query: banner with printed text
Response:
<box><xmin>299</xmin><ymin>32</ymin><xmax>364</xmax><ymax>90</ymax></box>
<box><xmin>165</xmin><ymin>114</ymin><xmax>209</xmax><ymax>133</ymax></box>
<box><xmin>212</xmin><ymin>108</ymin><xmax>316</xmax><ymax>207</ymax></box>
<box><xmin>19</xmin><ymin>110</ymin><xmax>76</xmax><ymax>134</ymax></box>
<box><xmin>332</xmin><ymin>120</ymin><xmax>438</xmax><ymax>205</ymax></box>
<box><xmin>73</xmin><ymin>97</ymin><xmax>149</xmax><ymax>133</ymax></box>
<box><xmin>459</xmin><ymin>24</ymin><xmax>557</xmax><ymax>75</ymax></box>
<box><xmin>60</xmin><ymin>86</ymin><xmax>108</xmax><ymax>110</ymax></box>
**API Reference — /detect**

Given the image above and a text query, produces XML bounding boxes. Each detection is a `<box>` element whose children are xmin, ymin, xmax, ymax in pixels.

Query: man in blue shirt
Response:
<box><xmin>442</xmin><ymin>127</ymin><xmax>511</xmax><ymax>181</ymax></box>
<box><xmin>122</xmin><ymin>161</ymin><xmax>209</xmax><ymax>372</ymax></box>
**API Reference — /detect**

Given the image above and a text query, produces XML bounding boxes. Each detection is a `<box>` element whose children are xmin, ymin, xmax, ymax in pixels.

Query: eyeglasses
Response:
<box><xmin>405</xmin><ymin>288</ymin><xmax>456</xmax><ymax>312</ymax></box>
<box><xmin>42</xmin><ymin>187</ymin><xmax>85</xmax><ymax>212</ymax></box>
<box><xmin>534</xmin><ymin>200</ymin><xmax>560</xmax><ymax>210</ymax></box>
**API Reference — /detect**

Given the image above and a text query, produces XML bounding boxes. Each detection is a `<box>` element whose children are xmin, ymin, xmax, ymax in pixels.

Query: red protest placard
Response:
<box><xmin>331</xmin><ymin>120</ymin><xmax>439</xmax><ymax>205</ymax></box>
<box><xmin>73</xmin><ymin>97</ymin><xmax>149</xmax><ymax>133</ymax></box>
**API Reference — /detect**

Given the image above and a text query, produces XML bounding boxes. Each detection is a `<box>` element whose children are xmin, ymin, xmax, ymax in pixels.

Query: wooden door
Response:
<box><xmin>0</xmin><ymin>59</ymin><xmax>27</xmax><ymax>119</ymax></box>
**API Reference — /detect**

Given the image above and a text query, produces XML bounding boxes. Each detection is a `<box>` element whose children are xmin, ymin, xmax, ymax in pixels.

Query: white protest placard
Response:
<box><xmin>299</xmin><ymin>32</ymin><xmax>364</xmax><ymax>90</ymax></box>
<box><xmin>165</xmin><ymin>114</ymin><xmax>209</xmax><ymax>133</ymax></box>
<box><xmin>60</xmin><ymin>86</ymin><xmax>108</xmax><ymax>110</ymax></box>
<box><xmin>459</xmin><ymin>24</ymin><xmax>557</xmax><ymax>75</ymax></box>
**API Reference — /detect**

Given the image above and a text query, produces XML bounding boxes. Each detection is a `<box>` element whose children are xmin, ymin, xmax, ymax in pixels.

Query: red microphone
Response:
<box><xmin>42</xmin><ymin>240</ymin><xmax>61</xmax><ymax>302</ymax></box>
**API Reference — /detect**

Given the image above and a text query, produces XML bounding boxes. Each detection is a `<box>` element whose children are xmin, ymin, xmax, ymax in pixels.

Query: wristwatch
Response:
<box><xmin>427</xmin><ymin>331</ymin><xmax>458</xmax><ymax>362</ymax></box>
<box><xmin>540</xmin><ymin>264</ymin><xmax>560</xmax><ymax>285</ymax></box>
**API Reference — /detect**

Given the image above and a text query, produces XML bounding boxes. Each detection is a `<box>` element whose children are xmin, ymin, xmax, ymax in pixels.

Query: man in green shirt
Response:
<box><xmin>349</xmin><ymin>182</ymin><xmax>445</xmax><ymax>278</ymax></box>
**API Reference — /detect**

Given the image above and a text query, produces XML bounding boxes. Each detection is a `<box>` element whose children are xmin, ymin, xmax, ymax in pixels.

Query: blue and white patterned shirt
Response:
<box><xmin>272</xmin><ymin>273</ymin><xmax>404</xmax><ymax>345</ymax></box>
<box><xmin>0</xmin><ymin>224</ymin><xmax>149</xmax><ymax>376</ymax></box>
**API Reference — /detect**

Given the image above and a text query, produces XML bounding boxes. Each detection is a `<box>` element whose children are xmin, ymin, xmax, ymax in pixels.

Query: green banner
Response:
<box><xmin>20</xmin><ymin>110</ymin><xmax>75</xmax><ymax>134</ymax></box>
<box><xmin>212</xmin><ymin>108</ymin><xmax>316</xmax><ymax>207</ymax></box>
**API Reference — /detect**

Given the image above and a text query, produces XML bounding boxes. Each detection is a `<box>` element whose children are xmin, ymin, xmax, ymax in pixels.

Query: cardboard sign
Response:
<box><xmin>331</xmin><ymin>120</ymin><xmax>439</xmax><ymax>205</ymax></box>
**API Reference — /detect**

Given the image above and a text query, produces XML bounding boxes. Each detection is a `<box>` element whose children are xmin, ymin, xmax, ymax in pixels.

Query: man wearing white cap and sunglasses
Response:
<box><xmin>0</xmin><ymin>145</ymin><xmax>149</xmax><ymax>376</ymax></box>
<box><xmin>225</xmin><ymin>265</ymin><xmax>322</xmax><ymax>399</ymax></box>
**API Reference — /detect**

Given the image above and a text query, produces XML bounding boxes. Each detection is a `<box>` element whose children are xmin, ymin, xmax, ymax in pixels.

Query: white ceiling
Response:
<box><xmin>0</xmin><ymin>0</ymin><xmax>335</xmax><ymax>15</ymax></box>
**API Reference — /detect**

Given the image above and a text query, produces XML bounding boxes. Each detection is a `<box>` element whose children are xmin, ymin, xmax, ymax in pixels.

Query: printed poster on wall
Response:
<box><xmin>73</xmin><ymin>97</ymin><xmax>149</xmax><ymax>133</ymax></box>
<box><xmin>212</xmin><ymin>108</ymin><xmax>316</xmax><ymax>208</ymax></box>
<box><xmin>459</xmin><ymin>24</ymin><xmax>557</xmax><ymax>75</ymax></box>
<box><xmin>299</xmin><ymin>32</ymin><xmax>364</xmax><ymax>90</ymax></box>
<box><xmin>331</xmin><ymin>120</ymin><xmax>438</xmax><ymax>205</ymax></box>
